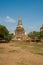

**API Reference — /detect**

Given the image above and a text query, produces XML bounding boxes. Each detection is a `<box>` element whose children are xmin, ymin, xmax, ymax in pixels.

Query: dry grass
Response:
<box><xmin>0</xmin><ymin>42</ymin><xmax>43</xmax><ymax>65</ymax></box>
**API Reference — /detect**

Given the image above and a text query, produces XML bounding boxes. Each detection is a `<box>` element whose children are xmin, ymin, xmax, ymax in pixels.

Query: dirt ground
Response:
<box><xmin>0</xmin><ymin>42</ymin><xmax>43</xmax><ymax>65</ymax></box>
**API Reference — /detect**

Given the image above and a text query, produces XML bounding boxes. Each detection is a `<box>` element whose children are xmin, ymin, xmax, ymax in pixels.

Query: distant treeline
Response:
<box><xmin>28</xmin><ymin>31</ymin><xmax>43</xmax><ymax>42</ymax></box>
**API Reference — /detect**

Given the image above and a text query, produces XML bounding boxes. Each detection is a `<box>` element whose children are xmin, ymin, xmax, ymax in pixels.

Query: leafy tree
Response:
<box><xmin>28</xmin><ymin>31</ymin><xmax>40</xmax><ymax>39</ymax></box>
<box><xmin>0</xmin><ymin>24</ymin><xmax>9</xmax><ymax>40</ymax></box>
<box><xmin>40</xmin><ymin>32</ymin><xmax>43</xmax><ymax>39</ymax></box>
<box><xmin>8</xmin><ymin>33</ymin><xmax>13</xmax><ymax>41</ymax></box>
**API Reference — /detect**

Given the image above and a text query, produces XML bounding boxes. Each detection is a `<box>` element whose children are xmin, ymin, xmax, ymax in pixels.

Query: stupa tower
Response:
<box><xmin>18</xmin><ymin>17</ymin><xmax>22</xmax><ymax>26</ymax></box>
<box><xmin>12</xmin><ymin>16</ymin><xmax>29</xmax><ymax>40</ymax></box>
<box><xmin>40</xmin><ymin>24</ymin><xmax>43</xmax><ymax>32</ymax></box>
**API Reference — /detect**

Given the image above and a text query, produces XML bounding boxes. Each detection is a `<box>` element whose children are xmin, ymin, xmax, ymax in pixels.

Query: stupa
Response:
<box><xmin>12</xmin><ymin>17</ymin><xmax>29</xmax><ymax>40</ymax></box>
<box><xmin>40</xmin><ymin>24</ymin><xmax>43</xmax><ymax>32</ymax></box>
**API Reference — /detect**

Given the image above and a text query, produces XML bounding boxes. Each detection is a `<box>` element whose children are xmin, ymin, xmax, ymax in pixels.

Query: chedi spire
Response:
<box><xmin>18</xmin><ymin>16</ymin><xmax>22</xmax><ymax>26</ymax></box>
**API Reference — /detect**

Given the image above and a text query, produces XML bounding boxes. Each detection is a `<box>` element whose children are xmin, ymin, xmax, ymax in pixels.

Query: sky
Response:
<box><xmin>0</xmin><ymin>0</ymin><xmax>43</xmax><ymax>33</ymax></box>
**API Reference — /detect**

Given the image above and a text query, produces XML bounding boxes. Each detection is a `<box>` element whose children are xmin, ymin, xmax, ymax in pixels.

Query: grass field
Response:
<box><xmin>0</xmin><ymin>42</ymin><xmax>43</xmax><ymax>65</ymax></box>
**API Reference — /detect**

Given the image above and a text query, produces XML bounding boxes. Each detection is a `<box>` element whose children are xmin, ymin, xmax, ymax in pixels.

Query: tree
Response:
<box><xmin>0</xmin><ymin>24</ymin><xmax>9</xmax><ymax>41</ymax></box>
<box><xmin>8</xmin><ymin>33</ymin><xmax>13</xmax><ymax>41</ymax></box>
<box><xmin>28</xmin><ymin>31</ymin><xmax>40</xmax><ymax>40</ymax></box>
<box><xmin>40</xmin><ymin>32</ymin><xmax>43</xmax><ymax>39</ymax></box>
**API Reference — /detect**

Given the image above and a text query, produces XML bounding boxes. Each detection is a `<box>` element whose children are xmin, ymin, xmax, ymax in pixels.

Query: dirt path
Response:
<box><xmin>0</xmin><ymin>43</ymin><xmax>43</xmax><ymax>65</ymax></box>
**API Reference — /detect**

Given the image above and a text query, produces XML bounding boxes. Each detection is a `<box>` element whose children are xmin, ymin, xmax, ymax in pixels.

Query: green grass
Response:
<box><xmin>9</xmin><ymin>50</ymin><xmax>19</xmax><ymax>53</ymax></box>
<box><xmin>0</xmin><ymin>47</ymin><xmax>4</xmax><ymax>49</ymax></box>
<box><xmin>16</xmin><ymin>61</ymin><xmax>28</xmax><ymax>65</ymax></box>
<box><xmin>0</xmin><ymin>47</ymin><xmax>5</xmax><ymax>53</ymax></box>
<box><xmin>10</xmin><ymin>42</ymin><xmax>30</xmax><ymax>48</ymax></box>
<box><xmin>10</xmin><ymin>42</ymin><xmax>43</xmax><ymax>55</ymax></box>
<box><xmin>0</xmin><ymin>57</ymin><xmax>3</xmax><ymax>60</ymax></box>
<box><xmin>27</xmin><ymin>43</ymin><xmax>43</xmax><ymax>56</ymax></box>
<box><xmin>35</xmin><ymin>53</ymin><xmax>43</xmax><ymax>55</ymax></box>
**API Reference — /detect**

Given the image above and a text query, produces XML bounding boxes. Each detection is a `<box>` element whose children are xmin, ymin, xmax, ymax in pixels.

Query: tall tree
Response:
<box><xmin>0</xmin><ymin>24</ymin><xmax>9</xmax><ymax>40</ymax></box>
<box><xmin>28</xmin><ymin>31</ymin><xmax>40</xmax><ymax>39</ymax></box>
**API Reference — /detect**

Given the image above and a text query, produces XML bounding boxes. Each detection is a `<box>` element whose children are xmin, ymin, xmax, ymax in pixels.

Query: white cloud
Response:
<box><xmin>25</xmin><ymin>25</ymin><xmax>39</xmax><ymax>33</ymax></box>
<box><xmin>4</xmin><ymin>16</ymin><xmax>16</xmax><ymax>23</ymax></box>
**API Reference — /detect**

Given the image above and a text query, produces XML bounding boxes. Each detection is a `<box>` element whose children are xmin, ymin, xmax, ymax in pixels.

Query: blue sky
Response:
<box><xmin>0</xmin><ymin>0</ymin><xmax>43</xmax><ymax>33</ymax></box>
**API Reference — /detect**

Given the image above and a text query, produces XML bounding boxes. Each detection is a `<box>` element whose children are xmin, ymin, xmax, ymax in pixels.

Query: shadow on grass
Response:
<box><xmin>0</xmin><ymin>47</ymin><xmax>5</xmax><ymax>53</ymax></box>
<box><xmin>35</xmin><ymin>53</ymin><xmax>43</xmax><ymax>55</ymax></box>
<box><xmin>9</xmin><ymin>50</ymin><xmax>19</xmax><ymax>53</ymax></box>
<box><xmin>16</xmin><ymin>61</ymin><xmax>28</xmax><ymax>65</ymax></box>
